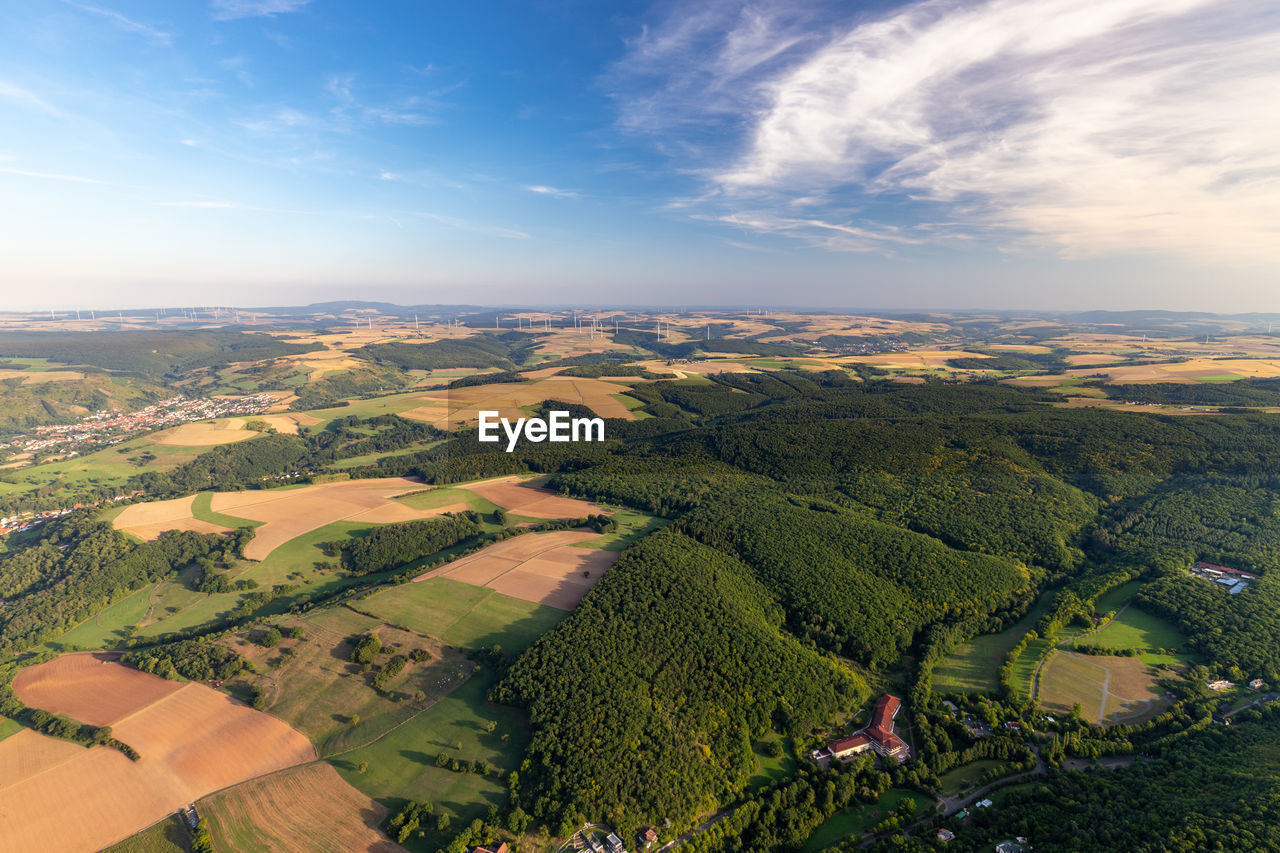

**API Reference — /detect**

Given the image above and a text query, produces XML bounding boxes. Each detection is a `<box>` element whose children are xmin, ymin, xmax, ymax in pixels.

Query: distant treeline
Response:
<box><xmin>0</xmin><ymin>330</ymin><xmax>310</xmax><ymax>377</ymax></box>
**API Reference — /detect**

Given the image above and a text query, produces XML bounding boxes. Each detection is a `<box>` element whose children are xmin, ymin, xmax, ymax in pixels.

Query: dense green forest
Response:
<box><xmin>1104</xmin><ymin>377</ymin><xmax>1280</xmax><ymax>406</ymax></box>
<box><xmin>898</xmin><ymin>706</ymin><xmax>1280</xmax><ymax>852</ymax></box>
<box><xmin>0</xmin><ymin>330</ymin><xmax>311</xmax><ymax>377</ymax></box>
<box><xmin>0</xmin><ymin>516</ymin><xmax>245</xmax><ymax>653</ymax></box>
<box><xmin>494</xmin><ymin>530</ymin><xmax>865</xmax><ymax>837</ymax></box>
<box><xmin>331</xmin><ymin>512</ymin><xmax>483</xmax><ymax>575</ymax></box>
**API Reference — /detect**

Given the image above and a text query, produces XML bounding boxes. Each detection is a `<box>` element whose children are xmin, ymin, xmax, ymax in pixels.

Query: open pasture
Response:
<box><xmin>1038</xmin><ymin>651</ymin><xmax>1170</xmax><ymax>725</ymax></box>
<box><xmin>228</xmin><ymin>615</ymin><xmax>472</xmax><ymax>756</ymax></box>
<box><xmin>201</xmin><ymin>762</ymin><xmax>405</xmax><ymax>853</ymax></box>
<box><xmin>2</xmin><ymin>654</ymin><xmax>314</xmax><ymax>852</ymax></box>
<box><xmin>416</xmin><ymin>528</ymin><xmax>619</xmax><ymax>609</ymax></box>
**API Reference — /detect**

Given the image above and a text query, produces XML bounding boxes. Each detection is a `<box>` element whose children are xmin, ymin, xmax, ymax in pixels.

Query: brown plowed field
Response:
<box><xmin>1</xmin><ymin>654</ymin><xmax>315</xmax><ymax>852</ymax></box>
<box><xmin>456</xmin><ymin>476</ymin><xmax>607</xmax><ymax>519</ymax></box>
<box><xmin>201</xmin><ymin>763</ymin><xmax>406</xmax><ymax>853</ymax></box>
<box><xmin>206</xmin><ymin>477</ymin><xmax>446</xmax><ymax>560</ymax></box>
<box><xmin>113</xmin><ymin>495</ymin><xmax>232</xmax><ymax>541</ymax></box>
<box><xmin>418</xmin><ymin>529</ymin><xmax>618</xmax><ymax>609</ymax></box>
<box><xmin>400</xmin><ymin>376</ymin><xmax>640</xmax><ymax>427</ymax></box>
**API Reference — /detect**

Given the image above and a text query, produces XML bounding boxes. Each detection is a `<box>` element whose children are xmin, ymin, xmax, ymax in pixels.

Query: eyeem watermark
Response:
<box><xmin>477</xmin><ymin>410</ymin><xmax>605</xmax><ymax>452</ymax></box>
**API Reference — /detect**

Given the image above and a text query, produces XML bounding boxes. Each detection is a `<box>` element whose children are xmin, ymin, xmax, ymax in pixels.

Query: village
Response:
<box><xmin>0</xmin><ymin>393</ymin><xmax>278</xmax><ymax>464</ymax></box>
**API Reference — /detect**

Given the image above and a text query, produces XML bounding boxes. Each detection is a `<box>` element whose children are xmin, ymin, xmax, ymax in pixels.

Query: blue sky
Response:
<box><xmin>0</xmin><ymin>0</ymin><xmax>1277</xmax><ymax>310</ymax></box>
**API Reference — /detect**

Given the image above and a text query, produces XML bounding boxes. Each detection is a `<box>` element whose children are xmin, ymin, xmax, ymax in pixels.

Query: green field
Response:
<box><xmin>1093</xmin><ymin>580</ymin><xmax>1141</xmax><ymax>614</ymax></box>
<box><xmin>47</xmin><ymin>585</ymin><xmax>153</xmax><ymax>651</ymax></box>
<box><xmin>938</xmin><ymin>760</ymin><xmax>1007</xmax><ymax>798</ymax></box>
<box><xmin>102</xmin><ymin>815</ymin><xmax>191</xmax><ymax>853</ymax></box>
<box><xmin>747</xmin><ymin>733</ymin><xmax>796</xmax><ymax>791</ymax></box>
<box><xmin>575</xmin><ymin>505</ymin><xmax>668</xmax><ymax>552</ymax></box>
<box><xmin>1013</xmin><ymin>637</ymin><xmax>1052</xmax><ymax>701</ymax></box>
<box><xmin>0</xmin><ymin>438</ymin><xmax>204</xmax><ymax>502</ymax></box>
<box><xmin>393</xmin><ymin>486</ymin><xmax>501</xmax><ymax>516</ymax></box>
<box><xmin>358</xmin><ymin>577</ymin><xmax>567</xmax><ymax>654</ymax></box>
<box><xmin>933</xmin><ymin>593</ymin><xmax>1053</xmax><ymax>695</ymax></box>
<box><xmin>1088</xmin><ymin>605</ymin><xmax>1187</xmax><ymax>655</ymax></box>
<box><xmin>802</xmin><ymin>789</ymin><xmax>921</xmax><ymax>851</ymax></box>
<box><xmin>332</xmin><ymin>671</ymin><xmax>525</xmax><ymax>852</ymax></box>
<box><xmin>190</xmin><ymin>491</ymin><xmax>262</xmax><ymax>528</ymax></box>
<box><xmin>0</xmin><ymin>716</ymin><xmax>24</xmax><ymax>743</ymax></box>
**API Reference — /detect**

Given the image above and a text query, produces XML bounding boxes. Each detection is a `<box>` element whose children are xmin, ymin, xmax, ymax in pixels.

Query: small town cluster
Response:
<box><xmin>0</xmin><ymin>393</ymin><xmax>277</xmax><ymax>461</ymax></box>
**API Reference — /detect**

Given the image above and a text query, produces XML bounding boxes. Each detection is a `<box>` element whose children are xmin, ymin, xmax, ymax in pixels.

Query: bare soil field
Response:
<box><xmin>402</xmin><ymin>376</ymin><xmax>641</xmax><ymax>426</ymax></box>
<box><xmin>456</xmin><ymin>475</ymin><xmax>607</xmax><ymax>518</ymax></box>
<box><xmin>849</xmin><ymin>349</ymin><xmax>992</xmax><ymax>370</ymax></box>
<box><xmin>1038</xmin><ymin>651</ymin><xmax>1170</xmax><ymax>725</ymax></box>
<box><xmin>151</xmin><ymin>418</ymin><xmax>259</xmax><ymax>447</ymax></box>
<box><xmin>2</xmin><ymin>654</ymin><xmax>315</xmax><ymax>852</ymax></box>
<box><xmin>113</xmin><ymin>495</ymin><xmax>232</xmax><ymax>541</ymax></box>
<box><xmin>209</xmin><ymin>477</ymin><xmax>451</xmax><ymax>560</ymax></box>
<box><xmin>201</xmin><ymin>762</ymin><xmax>406</xmax><ymax>853</ymax></box>
<box><xmin>418</xmin><ymin>529</ymin><xmax>619</xmax><ymax>609</ymax></box>
<box><xmin>256</xmin><ymin>412</ymin><xmax>321</xmax><ymax>434</ymax></box>
<box><xmin>0</xmin><ymin>369</ymin><xmax>85</xmax><ymax>383</ymax></box>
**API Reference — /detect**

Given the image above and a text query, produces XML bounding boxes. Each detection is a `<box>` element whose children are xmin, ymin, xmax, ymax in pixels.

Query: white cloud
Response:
<box><xmin>0</xmin><ymin>167</ymin><xmax>105</xmax><ymax>184</ymax></box>
<box><xmin>524</xmin><ymin>184</ymin><xmax>580</xmax><ymax>199</ymax></box>
<box><xmin>179</xmin><ymin>138</ymin><xmax>199</xmax><ymax>147</ymax></box>
<box><xmin>619</xmin><ymin>0</ymin><xmax>1280</xmax><ymax>263</ymax></box>
<box><xmin>211</xmin><ymin>0</ymin><xmax>310</xmax><ymax>21</ymax></box>
<box><xmin>66</xmin><ymin>2</ymin><xmax>173</xmax><ymax>45</ymax></box>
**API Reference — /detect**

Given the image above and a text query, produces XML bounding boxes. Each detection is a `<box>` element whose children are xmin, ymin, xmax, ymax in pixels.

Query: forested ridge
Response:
<box><xmin>9</xmin><ymin>367</ymin><xmax>1280</xmax><ymax>850</ymax></box>
<box><xmin>494</xmin><ymin>530</ymin><xmax>865</xmax><ymax>837</ymax></box>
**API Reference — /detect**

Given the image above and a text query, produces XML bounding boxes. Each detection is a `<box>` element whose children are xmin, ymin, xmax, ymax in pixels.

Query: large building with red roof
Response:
<box><xmin>812</xmin><ymin>694</ymin><xmax>909</xmax><ymax>763</ymax></box>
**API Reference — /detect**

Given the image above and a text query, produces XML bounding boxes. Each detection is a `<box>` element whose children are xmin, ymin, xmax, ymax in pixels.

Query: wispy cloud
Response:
<box><xmin>211</xmin><ymin>0</ymin><xmax>310</xmax><ymax>21</ymax></box>
<box><xmin>157</xmin><ymin>200</ymin><xmax>238</xmax><ymax>208</ymax></box>
<box><xmin>524</xmin><ymin>184</ymin><xmax>580</xmax><ymax>198</ymax></box>
<box><xmin>0</xmin><ymin>79</ymin><xmax>65</xmax><ymax>117</ymax></box>
<box><xmin>0</xmin><ymin>167</ymin><xmax>105</xmax><ymax>184</ymax></box>
<box><xmin>66</xmin><ymin>2</ymin><xmax>173</xmax><ymax>45</ymax></box>
<box><xmin>616</xmin><ymin>0</ymin><xmax>1280</xmax><ymax>263</ymax></box>
<box><xmin>400</xmin><ymin>210</ymin><xmax>530</xmax><ymax>240</ymax></box>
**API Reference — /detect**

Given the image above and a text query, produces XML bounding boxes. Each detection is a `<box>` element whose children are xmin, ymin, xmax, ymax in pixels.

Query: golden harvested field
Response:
<box><xmin>401</xmin><ymin>377</ymin><xmax>641</xmax><ymax>426</ymax></box>
<box><xmin>456</xmin><ymin>475</ymin><xmax>608</xmax><ymax>518</ymax></box>
<box><xmin>113</xmin><ymin>494</ymin><xmax>232</xmax><ymax>541</ymax></box>
<box><xmin>0</xmin><ymin>369</ymin><xmax>85</xmax><ymax>383</ymax></box>
<box><xmin>256</xmin><ymin>412</ymin><xmax>321</xmax><ymax>434</ymax></box>
<box><xmin>1038</xmin><ymin>652</ymin><xmax>1170</xmax><ymax>725</ymax></box>
<box><xmin>849</xmin><ymin>349</ymin><xmax>991</xmax><ymax>370</ymax></box>
<box><xmin>201</xmin><ymin>763</ymin><xmax>406</xmax><ymax>853</ymax></box>
<box><xmin>2</xmin><ymin>654</ymin><xmax>315</xmax><ymax>853</ymax></box>
<box><xmin>208</xmin><ymin>477</ymin><xmax>455</xmax><ymax>560</ymax></box>
<box><xmin>151</xmin><ymin>418</ymin><xmax>259</xmax><ymax>446</ymax></box>
<box><xmin>1068</xmin><ymin>358</ymin><xmax>1280</xmax><ymax>382</ymax></box>
<box><xmin>418</xmin><ymin>529</ymin><xmax>619</xmax><ymax>609</ymax></box>
<box><xmin>1065</xmin><ymin>353</ymin><xmax>1118</xmax><ymax>365</ymax></box>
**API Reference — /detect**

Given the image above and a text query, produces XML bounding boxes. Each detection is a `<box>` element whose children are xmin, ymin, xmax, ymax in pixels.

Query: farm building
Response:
<box><xmin>937</xmin><ymin>827</ymin><xmax>956</xmax><ymax>842</ymax></box>
<box><xmin>1190</xmin><ymin>561</ymin><xmax>1256</xmax><ymax>594</ymax></box>
<box><xmin>811</xmin><ymin>694</ymin><xmax>910</xmax><ymax>762</ymax></box>
<box><xmin>469</xmin><ymin>844</ymin><xmax>508</xmax><ymax>853</ymax></box>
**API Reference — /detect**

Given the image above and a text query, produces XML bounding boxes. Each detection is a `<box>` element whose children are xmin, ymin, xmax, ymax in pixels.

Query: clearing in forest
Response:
<box><xmin>1038</xmin><ymin>651</ymin><xmax>1170</xmax><ymax>725</ymax></box>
